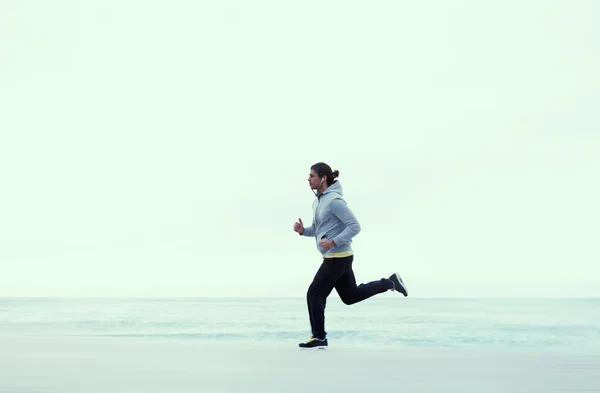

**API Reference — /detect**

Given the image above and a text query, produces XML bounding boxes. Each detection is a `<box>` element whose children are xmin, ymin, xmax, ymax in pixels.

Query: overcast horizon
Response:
<box><xmin>1</xmin><ymin>1</ymin><xmax>598</xmax><ymax>298</ymax></box>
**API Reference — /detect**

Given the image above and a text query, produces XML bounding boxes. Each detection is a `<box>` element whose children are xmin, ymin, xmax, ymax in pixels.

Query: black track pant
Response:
<box><xmin>306</xmin><ymin>255</ymin><xmax>392</xmax><ymax>339</ymax></box>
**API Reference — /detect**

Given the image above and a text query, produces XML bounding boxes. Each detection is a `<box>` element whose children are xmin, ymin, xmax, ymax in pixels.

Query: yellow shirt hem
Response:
<box><xmin>324</xmin><ymin>251</ymin><xmax>353</xmax><ymax>258</ymax></box>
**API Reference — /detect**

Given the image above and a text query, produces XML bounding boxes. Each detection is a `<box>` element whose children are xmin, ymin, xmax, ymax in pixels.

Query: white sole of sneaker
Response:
<box><xmin>393</xmin><ymin>272</ymin><xmax>407</xmax><ymax>295</ymax></box>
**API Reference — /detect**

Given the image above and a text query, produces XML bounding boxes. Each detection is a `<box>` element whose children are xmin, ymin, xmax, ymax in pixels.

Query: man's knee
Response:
<box><xmin>340</xmin><ymin>296</ymin><xmax>357</xmax><ymax>305</ymax></box>
<box><xmin>307</xmin><ymin>283</ymin><xmax>325</xmax><ymax>301</ymax></box>
<box><xmin>307</xmin><ymin>286</ymin><xmax>319</xmax><ymax>299</ymax></box>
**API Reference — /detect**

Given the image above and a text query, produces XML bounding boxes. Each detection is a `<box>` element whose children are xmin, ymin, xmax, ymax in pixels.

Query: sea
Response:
<box><xmin>1</xmin><ymin>297</ymin><xmax>599</xmax><ymax>349</ymax></box>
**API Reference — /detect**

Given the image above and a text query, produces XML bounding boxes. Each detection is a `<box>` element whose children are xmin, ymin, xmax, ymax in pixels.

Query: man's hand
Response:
<box><xmin>319</xmin><ymin>238</ymin><xmax>336</xmax><ymax>250</ymax></box>
<box><xmin>293</xmin><ymin>218</ymin><xmax>304</xmax><ymax>234</ymax></box>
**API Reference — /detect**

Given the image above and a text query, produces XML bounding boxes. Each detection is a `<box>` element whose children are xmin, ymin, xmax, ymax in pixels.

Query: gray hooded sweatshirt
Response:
<box><xmin>301</xmin><ymin>180</ymin><xmax>361</xmax><ymax>257</ymax></box>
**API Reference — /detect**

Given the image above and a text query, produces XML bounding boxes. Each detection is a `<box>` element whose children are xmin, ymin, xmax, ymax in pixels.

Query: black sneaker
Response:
<box><xmin>389</xmin><ymin>272</ymin><xmax>408</xmax><ymax>296</ymax></box>
<box><xmin>298</xmin><ymin>337</ymin><xmax>328</xmax><ymax>349</ymax></box>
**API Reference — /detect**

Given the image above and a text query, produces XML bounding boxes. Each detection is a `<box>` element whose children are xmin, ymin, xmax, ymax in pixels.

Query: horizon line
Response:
<box><xmin>0</xmin><ymin>295</ymin><xmax>598</xmax><ymax>300</ymax></box>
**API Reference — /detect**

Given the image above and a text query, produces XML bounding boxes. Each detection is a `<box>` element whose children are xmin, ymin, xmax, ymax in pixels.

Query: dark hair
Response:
<box><xmin>310</xmin><ymin>162</ymin><xmax>340</xmax><ymax>186</ymax></box>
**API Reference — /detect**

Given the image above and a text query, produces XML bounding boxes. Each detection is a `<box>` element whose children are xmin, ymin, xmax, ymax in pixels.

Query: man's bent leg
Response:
<box><xmin>335</xmin><ymin>261</ymin><xmax>393</xmax><ymax>305</ymax></box>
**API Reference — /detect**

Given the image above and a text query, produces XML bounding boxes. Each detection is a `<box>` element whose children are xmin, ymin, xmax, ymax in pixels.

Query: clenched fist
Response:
<box><xmin>293</xmin><ymin>217</ymin><xmax>304</xmax><ymax>234</ymax></box>
<box><xmin>319</xmin><ymin>238</ymin><xmax>335</xmax><ymax>250</ymax></box>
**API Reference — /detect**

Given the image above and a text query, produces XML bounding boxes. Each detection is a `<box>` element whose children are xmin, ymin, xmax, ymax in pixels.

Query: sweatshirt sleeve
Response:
<box><xmin>329</xmin><ymin>198</ymin><xmax>361</xmax><ymax>246</ymax></box>
<box><xmin>301</xmin><ymin>224</ymin><xmax>315</xmax><ymax>237</ymax></box>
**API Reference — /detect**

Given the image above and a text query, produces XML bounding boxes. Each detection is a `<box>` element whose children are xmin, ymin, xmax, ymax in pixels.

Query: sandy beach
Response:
<box><xmin>1</xmin><ymin>337</ymin><xmax>598</xmax><ymax>393</ymax></box>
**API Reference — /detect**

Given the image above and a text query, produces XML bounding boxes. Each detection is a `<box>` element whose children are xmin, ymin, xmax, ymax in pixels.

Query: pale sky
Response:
<box><xmin>1</xmin><ymin>1</ymin><xmax>598</xmax><ymax>298</ymax></box>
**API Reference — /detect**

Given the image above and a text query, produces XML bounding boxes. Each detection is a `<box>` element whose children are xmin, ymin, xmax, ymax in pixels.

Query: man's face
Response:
<box><xmin>308</xmin><ymin>169</ymin><xmax>325</xmax><ymax>190</ymax></box>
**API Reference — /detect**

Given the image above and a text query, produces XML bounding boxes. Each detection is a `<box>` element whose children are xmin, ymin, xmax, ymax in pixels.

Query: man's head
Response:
<box><xmin>308</xmin><ymin>162</ymin><xmax>339</xmax><ymax>191</ymax></box>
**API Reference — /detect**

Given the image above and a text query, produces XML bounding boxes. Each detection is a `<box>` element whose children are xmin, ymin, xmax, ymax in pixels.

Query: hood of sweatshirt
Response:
<box><xmin>318</xmin><ymin>180</ymin><xmax>343</xmax><ymax>198</ymax></box>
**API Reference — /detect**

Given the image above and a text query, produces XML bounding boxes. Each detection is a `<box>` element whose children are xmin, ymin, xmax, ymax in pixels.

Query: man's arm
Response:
<box><xmin>329</xmin><ymin>198</ymin><xmax>361</xmax><ymax>246</ymax></box>
<box><xmin>301</xmin><ymin>223</ymin><xmax>315</xmax><ymax>237</ymax></box>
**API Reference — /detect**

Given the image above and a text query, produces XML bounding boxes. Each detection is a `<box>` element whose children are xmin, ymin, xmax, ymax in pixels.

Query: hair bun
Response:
<box><xmin>332</xmin><ymin>170</ymin><xmax>340</xmax><ymax>178</ymax></box>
